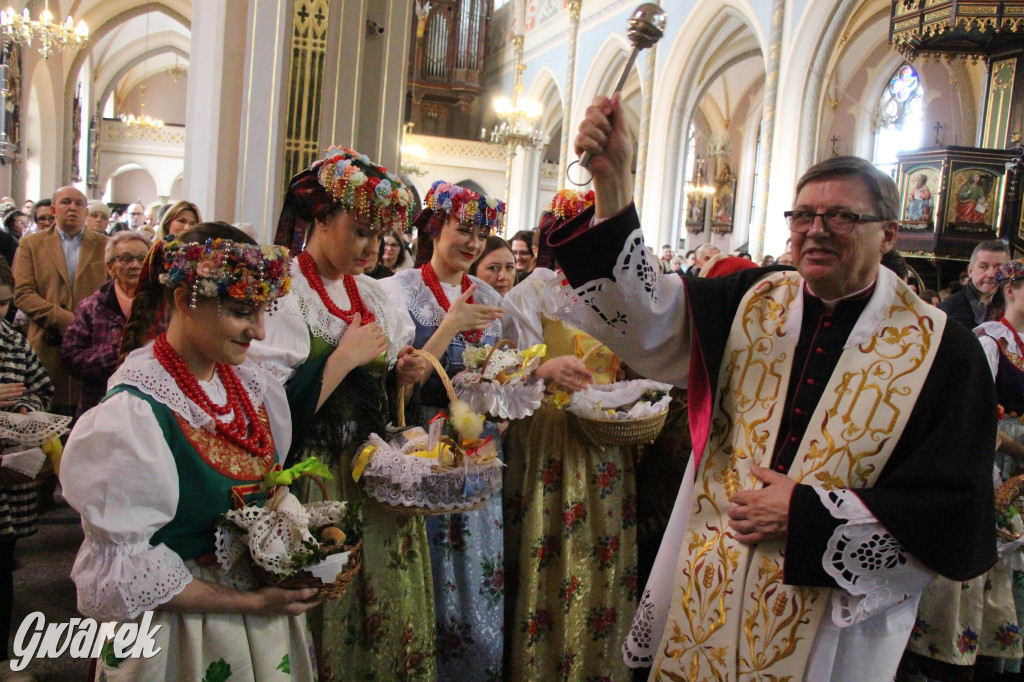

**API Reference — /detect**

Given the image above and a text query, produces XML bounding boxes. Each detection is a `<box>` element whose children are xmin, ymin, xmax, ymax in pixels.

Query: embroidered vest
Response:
<box><xmin>105</xmin><ymin>385</ymin><xmax>276</xmax><ymax>561</ymax></box>
<box><xmin>653</xmin><ymin>270</ymin><xmax>945</xmax><ymax>681</ymax></box>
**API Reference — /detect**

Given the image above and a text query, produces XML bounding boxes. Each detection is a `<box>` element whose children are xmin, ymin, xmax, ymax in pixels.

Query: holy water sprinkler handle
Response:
<box><xmin>570</xmin><ymin>3</ymin><xmax>667</xmax><ymax>183</ymax></box>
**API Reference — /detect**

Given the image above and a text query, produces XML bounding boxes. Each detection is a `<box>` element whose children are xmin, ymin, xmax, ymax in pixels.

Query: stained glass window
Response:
<box><xmin>873</xmin><ymin>64</ymin><xmax>924</xmax><ymax>177</ymax></box>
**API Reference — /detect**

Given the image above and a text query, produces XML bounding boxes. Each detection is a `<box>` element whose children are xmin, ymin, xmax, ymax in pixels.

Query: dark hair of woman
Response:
<box><xmin>469</xmin><ymin>236</ymin><xmax>514</xmax><ymax>277</ymax></box>
<box><xmin>3</xmin><ymin>211</ymin><xmax>25</xmax><ymax>234</ymax></box>
<box><xmin>380</xmin><ymin>228</ymin><xmax>412</xmax><ymax>271</ymax></box>
<box><xmin>120</xmin><ymin>222</ymin><xmax>256</xmax><ymax>362</ymax></box>
<box><xmin>0</xmin><ymin>260</ymin><xmax>13</xmax><ymax>289</ymax></box>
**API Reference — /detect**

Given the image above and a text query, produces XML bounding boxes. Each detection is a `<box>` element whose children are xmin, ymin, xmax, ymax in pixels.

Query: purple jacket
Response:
<box><xmin>60</xmin><ymin>280</ymin><xmax>126</xmax><ymax>416</ymax></box>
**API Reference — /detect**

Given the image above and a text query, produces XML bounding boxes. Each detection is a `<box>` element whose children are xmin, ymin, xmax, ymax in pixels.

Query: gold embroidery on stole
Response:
<box><xmin>653</xmin><ymin>272</ymin><xmax>944</xmax><ymax>681</ymax></box>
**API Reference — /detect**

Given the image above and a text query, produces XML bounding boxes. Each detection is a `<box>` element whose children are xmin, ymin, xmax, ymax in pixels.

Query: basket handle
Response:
<box><xmin>579</xmin><ymin>342</ymin><xmax>608</xmax><ymax>363</ymax></box>
<box><xmin>396</xmin><ymin>349</ymin><xmax>457</xmax><ymax>427</ymax></box>
<box><xmin>480</xmin><ymin>339</ymin><xmax>517</xmax><ymax>373</ymax></box>
<box><xmin>267</xmin><ymin>472</ymin><xmax>331</xmax><ymax>511</ymax></box>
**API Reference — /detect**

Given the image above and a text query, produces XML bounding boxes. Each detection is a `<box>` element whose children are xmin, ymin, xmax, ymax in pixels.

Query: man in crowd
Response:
<box><xmin>550</xmin><ymin>93</ymin><xmax>996</xmax><ymax>681</ymax></box>
<box><xmin>510</xmin><ymin>229</ymin><xmax>537</xmax><ymax>283</ymax></box>
<box><xmin>938</xmin><ymin>238</ymin><xmax>1009</xmax><ymax>328</ymax></box>
<box><xmin>13</xmin><ymin>186</ymin><xmax>108</xmax><ymax>415</ymax></box>
<box><xmin>125</xmin><ymin>202</ymin><xmax>147</xmax><ymax>230</ymax></box>
<box><xmin>688</xmin><ymin>242</ymin><xmax>721</xmax><ymax>275</ymax></box>
<box><xmin>659</xmin><ymin>244</ymin><xmax>674</xmax><ymax>273</ymax></box>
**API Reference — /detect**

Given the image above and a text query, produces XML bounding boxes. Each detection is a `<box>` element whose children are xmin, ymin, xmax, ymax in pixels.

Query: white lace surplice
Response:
<box><xmin>60</xmin><ymin>347</ymin><xmax>292</xmax><ymax>621</ymax></box>
<box><xmin>248</xmin><ymin>259</ymin><xmax>416</xmax><ymax>380</ymax></box>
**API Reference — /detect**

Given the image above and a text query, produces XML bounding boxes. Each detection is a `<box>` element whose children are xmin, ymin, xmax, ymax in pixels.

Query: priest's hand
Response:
<box><xmin>727</xmin><ymin>465</ymin><xmax>796</xmax><ymax>544</ymax></box>
<box><xmin>575</xmin><ymin>93</ymin><xmax>635</xmax><ymax>219</ymax></box>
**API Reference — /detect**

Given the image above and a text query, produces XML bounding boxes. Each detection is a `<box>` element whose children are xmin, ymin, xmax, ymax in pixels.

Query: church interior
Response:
<box><xmin>0</xmin><ymin>0</ymin><xmax>1019</xmax><ymax>284</ymax></box>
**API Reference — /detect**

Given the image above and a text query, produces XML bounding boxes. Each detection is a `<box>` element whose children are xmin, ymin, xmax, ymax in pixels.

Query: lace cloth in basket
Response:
<box><xmin>0</xmin><ymin>410</ymin><xmax>71</xmax><ymax>446</ymax></box>
<box><xmin>567</xmin><ymin>379</ymin><xmax>672</xmax><ymax>420</ymax></box>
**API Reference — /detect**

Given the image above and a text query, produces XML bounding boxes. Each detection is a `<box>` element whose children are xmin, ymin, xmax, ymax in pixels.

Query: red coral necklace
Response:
<box><xmin>152</xmin><ymin>334</ymin><xmax>275</xmax><ymax>460</ymax></box>
<box><xmin>420</xmin><ymin>261</ymin><xmax>482</xmax><ymax>343</ymax></box>
<box><xmin>298</xmin><ymin>250</ymin><xmax>375</xmax><ymax>325</ymax></box>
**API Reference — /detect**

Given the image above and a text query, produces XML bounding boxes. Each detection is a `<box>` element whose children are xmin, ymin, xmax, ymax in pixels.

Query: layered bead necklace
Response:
<box><xmin>152</xmin><ymin>334</ymin><xmax>275</xmax><ymax>460</ymax></box>
<box><xmin>420</xmin><ymin>261</ymin><xmax>482</xmax><ymax>343</ymax></box>
<box><xmin>297</xmin><ymin>250</ymin><xmax>376</xmax><ymax>324</ymax></box>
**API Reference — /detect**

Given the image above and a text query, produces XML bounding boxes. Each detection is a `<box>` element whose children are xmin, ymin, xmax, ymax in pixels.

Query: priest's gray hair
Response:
<box><xmin>794</xmin><ymin>156</ymin><xmax>900</xmax><ymax>222</ymax></box>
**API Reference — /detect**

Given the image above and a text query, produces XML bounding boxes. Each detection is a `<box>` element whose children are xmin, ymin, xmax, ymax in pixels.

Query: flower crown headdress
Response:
<box><xmin>314</xmin><ymin>147</ymin><xmax>413</xmax><ymax>231</ymax></box>
<box><xmin>996</xmin><ymin>260</ymin><xmax>1024</xmax><ymax>285</ymax></box>
<box><xmin>155</xmin><ymin>238</ymin><xmax>291</xmax><ymax>307</ymax></box>
<box><xmin>423</xmin><ymin>180</ymin><xmax>506</xmax><ymax>234</ymax></box>
<box><xmin>550</xmin><ymin>189</ymin><xmax>595</xmax><ymax>221</ymax></box>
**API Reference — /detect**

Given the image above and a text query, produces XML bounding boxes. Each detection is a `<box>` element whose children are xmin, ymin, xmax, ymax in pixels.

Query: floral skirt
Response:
<box><xmin>502</xmin><ymin>400</ymin><xmax>637</xmax><ymax>682</ymax></box>
<box><xmin>302</xmin><ymin>461</ymin><xmax>437</xmax><ymax>682</ymax></box>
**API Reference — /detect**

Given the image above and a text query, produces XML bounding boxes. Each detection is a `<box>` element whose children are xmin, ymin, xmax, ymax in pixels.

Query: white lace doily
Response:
<box><xmin>567</xmin><ymin>379</ymin><xmax>672</xmax><ymax>421</ymax></box>
<box><xmin>0</xmin><ymin>410</ymin><xmax>71</xmax><ymax>446</ymax></box>
<box><xmin>110</xmin><ymin>344</ymin><xmax>268</xmax><ymax>431</ymax></box>
<box><xmin>361</xmin><ymin>431</ymin><xmax>504</xmax><ymax>510</ymax></box>
<box><xmin>816</xmin><ymin>487</ymin><xmax>935</xmax><ymax>627</ymax></box>
<box><xmin>0</xmin><ymin>447</ymin><xmax>46</xmax><ymax>477</ymax></box>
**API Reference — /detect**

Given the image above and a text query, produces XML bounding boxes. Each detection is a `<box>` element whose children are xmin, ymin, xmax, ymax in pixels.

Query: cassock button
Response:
<box><xmin>776</xmin><ymin>465</ymin><xmax>785</xmax><ymax>472</ymax></box>
<box><xmin>794</xmin><ymin>408</ymin><xmax>805</xmax><ymax>416</ymax></box>
<box><xmin>806</xmin><ymin>378</ymin><xmax>816</xmax><ymax>386</ymax></box>
<box><xmin>823</xmin><ymin>321</ymin><xmax>833</xmax><ymax>328</ymax></box>
<box><xmin>815</xmin><ymin>347</ymin><xmax>825</xmax><ymax>355</ymax></box>
<box><xmin>789</xmin><ymin>436</ymin><xmax>798</xmax><ymax>443</ymax></box>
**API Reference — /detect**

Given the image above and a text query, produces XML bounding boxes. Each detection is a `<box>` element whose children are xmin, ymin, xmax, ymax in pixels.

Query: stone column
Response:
<box><xmin>320</xmin><ymin>0</ymin><xmax>414</xmax><ymax>171</ymax></box>
<box><xmin>181</xmin><ymin>0</ymin><xmax>251</xmax><ymax>226</ymax></box>
<box><xmin>748</xmin><ymin>0</ymin><xmax>784</xmax><ymax>261</ymax></box>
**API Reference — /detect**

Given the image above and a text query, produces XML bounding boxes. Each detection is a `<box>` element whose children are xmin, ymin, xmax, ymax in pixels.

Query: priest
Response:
<box><xmin>549</xmin><ymin>93</ymin><xmax>997</xmax><ymax>681</ymax></box>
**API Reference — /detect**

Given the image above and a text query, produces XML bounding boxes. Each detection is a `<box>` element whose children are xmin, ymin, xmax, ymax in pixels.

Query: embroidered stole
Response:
<box><xmin>652</xmin><ymin>270</ymin><xmax>944</xmax><ymax>681</ymax></box>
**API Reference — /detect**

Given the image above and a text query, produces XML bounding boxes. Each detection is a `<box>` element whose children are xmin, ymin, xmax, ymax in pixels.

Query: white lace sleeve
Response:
<box><xmin>814</xmin><ymin>487</ymin><xmax>936</xmax><ymax>628</ymax></box>
<box><xmin>502</xmin><ymin>270</ymin><xmax>549</xmax><ymax>348</ymax></box>
<box><xmin>248</xmin><ymin>292</ymin><xmax>311</xmax><ymax>384</ymax></box>
<box><xmin>60</xmin><ymin>392</ymin><xmax>193</xmax><ymax>620</ymax></box>
<box><xmin>561</xmin><ymin>229</ymin><xmax>691</xmax><ymax>387</ymax></box>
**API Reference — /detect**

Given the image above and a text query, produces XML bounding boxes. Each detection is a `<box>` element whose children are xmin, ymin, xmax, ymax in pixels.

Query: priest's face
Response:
<box><xmin>789</xmin><ymin>176</ymin><xmax>898</xmax><ymax>300</ymax></box>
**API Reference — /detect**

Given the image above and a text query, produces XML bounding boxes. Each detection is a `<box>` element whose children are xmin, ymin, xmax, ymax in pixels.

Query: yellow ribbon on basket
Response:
<box><xmin>352</xmin><ymin>445</ymin><xmax>377</xmax><ymax>482</ymax></box>
<box><xmin>40</xmin><ymin>436</ymin><xmax>63</xmax><ymax>476</ymax></box>
<box><xmin>498</xmin><ymin>343</ymin><xmax>548</xmax><ymax>383</ymax></box>
<box><xmin>263</xmin><ymin>457</ymin><xmax>333</xmax><ymax>489</ymax></box>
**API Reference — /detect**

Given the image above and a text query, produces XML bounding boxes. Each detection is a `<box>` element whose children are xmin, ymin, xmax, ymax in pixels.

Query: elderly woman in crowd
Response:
<box><xmin>61</xmin><ymin>231</ymin><xmax>152</xmax><ymax>416</ymax></box>
<box><xmin>86</xmin><ymin>201</ymin><xmax>110</xmax><ymax>234</ymax></box>
<box><xmin>157</xmin><ymin>200</ymin><xmax>202</xmax><ymax>240</ymax></box>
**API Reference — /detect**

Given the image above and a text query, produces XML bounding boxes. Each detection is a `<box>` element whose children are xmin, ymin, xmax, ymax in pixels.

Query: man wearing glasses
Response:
<box><xmin>548</xmin><ymin>94</ymin><xmax>996</xmax><ymax>681</ymax></box>
<box><xmin>13</xmin><ymin>186</ymin><xmax>109</xmax><ymax>416</ymax></box>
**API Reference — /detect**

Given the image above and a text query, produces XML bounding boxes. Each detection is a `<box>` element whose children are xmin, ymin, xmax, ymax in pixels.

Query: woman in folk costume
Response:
<box><xmin>901</xmin><ymin>260</ymin><xmax>1024</xmax><ymax>679</ymax></box>
<box><xmin>378</xmin><ymin>180</ymin><xmax>506</xmax><ymax>680</ymax></box>
<box><xmin>60</xmin><ymin>223</ymin><xmax>316</xmax><ymax>681</ymax></box>
<box><xmin>251</xmin><ymin>147</ymin><xmax>435</xmax><ymax>681</ymax></box>
<box><xmin>500</xmin><ymin>189</ymin><xmax>639</xmax><ymax>681</ymax></box>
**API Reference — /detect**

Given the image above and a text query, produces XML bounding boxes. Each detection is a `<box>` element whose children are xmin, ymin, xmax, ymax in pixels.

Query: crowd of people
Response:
<box><xmin>0</xmin><ymin>96</ymin><xmax>1018</xmax><ymax>682</ymax></box>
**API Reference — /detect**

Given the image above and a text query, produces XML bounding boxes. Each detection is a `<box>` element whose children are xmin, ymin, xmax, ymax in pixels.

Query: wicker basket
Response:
<box><xmin>364</xmin><ymin>349</ymin><xmax>501</xmax><ymax>516</ymax></box>
<box><xmin>254</xmin><ymin>473</ymin><xmax>362</xmax><ymax>600</ymax></box>
<box><xmin>566</xmin><ymin>346</ymin><xmax>670</xmax><ymax>446</ymax></box>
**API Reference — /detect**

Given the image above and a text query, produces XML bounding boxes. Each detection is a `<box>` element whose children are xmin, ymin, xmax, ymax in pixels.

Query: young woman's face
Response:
<box><xmin>167</xmin><ymin>209</ymin><xmax>199</xmax><ymax>238</ymax></box>
<box><xmin>310</xmin><ymin>210</ymin><xmax>379</xmax><ymax>279</ymax></box>
<box><xmin>180</xmin><ymin>296</ymin><xmax>267</xmax><ymax>367</ymax></box>
<box><xmin>474</xmin><ymin>247</ymin><xmax>516</xmax><ymax>296</ymax></box>
<box><xmin>434</xmin><ymin>217</ymin><xmax>485</xmax><ymax>275</ymax></box>
<box><xmin>382</xmin><ymin>235</ymin><xmax>403</xmax><ymax>268</ymax></box>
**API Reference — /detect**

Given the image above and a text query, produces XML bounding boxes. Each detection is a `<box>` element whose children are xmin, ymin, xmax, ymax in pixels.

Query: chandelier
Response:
<box><xmin>119</xmin><ymin>85</ymin><xmax>164</xmax><ymax>136</ymax></box>
<box><xmin>400</xmin><ymin>124</ymin><xmax>428</xmax><ymax>176</ymax></box>
<box><xmin>168</xmin><ymin>56</ymin><xmax>188</xmax><ymax>83</ymax></box>
<box><xmin>0</xmin><ymin>3</ymin><xmax>88</xmax><ymax>59</ymax></box>
<box><xmin>685</xmin><ymin>156</ymin><xmax>715</xmax><ymax>196</ymax></box>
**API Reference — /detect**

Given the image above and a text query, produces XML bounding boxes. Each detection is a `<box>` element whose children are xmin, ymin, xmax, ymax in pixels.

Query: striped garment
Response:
<box><xmin>0</xmin><ymin>318</ymin><xmax>53</xmax><ymax>538</ymax></box>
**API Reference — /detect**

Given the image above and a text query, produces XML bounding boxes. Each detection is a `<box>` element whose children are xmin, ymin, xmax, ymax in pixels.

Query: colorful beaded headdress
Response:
<box><xmin>996</xmin><ymin>260</ymin><xmax>1024</xmax><ymax>285</ymax></box>
<box><xmin>421</xmin><ymin>180</ymin><xmax>506</xmax><ymax>235</ymax></box>
<box><xmin>534</xmin><ymin>189</ymin><xmax>596</xmax><ymax>270</ymax></box>
<box><xmin>155</xmin><ymin>237</ymin><xmax>291</xmax><ymax>307</ymax></box>
<box><xmin>275</xmin><ymin>147</ymin><xmax>413</xmax><ymax>255</ymax></box>
<box><xmin>550</xmin><ymin>188</ymin><xmax>595</xmax><ymax>221</ymax></box>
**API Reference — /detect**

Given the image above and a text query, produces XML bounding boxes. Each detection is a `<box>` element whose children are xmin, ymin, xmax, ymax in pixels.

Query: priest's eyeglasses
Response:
<box><xmin>783</xmin><ymin>210</ymin><xmax>887</xmax><ymax>235</ymax></box>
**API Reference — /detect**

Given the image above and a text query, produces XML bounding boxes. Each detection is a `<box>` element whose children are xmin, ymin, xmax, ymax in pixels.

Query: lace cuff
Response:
<box><xmin>814</xmin><ymin>487</ymin><xmax>935</xmax><ymax>628</ymax></box>
<box><xmin>70</xmin><ymin>538</ymin><xmax>193</xmax><ymax>620</ymax></box>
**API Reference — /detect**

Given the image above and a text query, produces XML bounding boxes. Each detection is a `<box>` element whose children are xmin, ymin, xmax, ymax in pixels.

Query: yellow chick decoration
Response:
<box><xmin>450</xmin><ymin>399</ymin><xmax>485</xmax><ymax>441</ymax></box>
<box><xmin>40</xmin><ymin>436</ymin><xmax>63</xmax><ymax>476</ymax></box>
